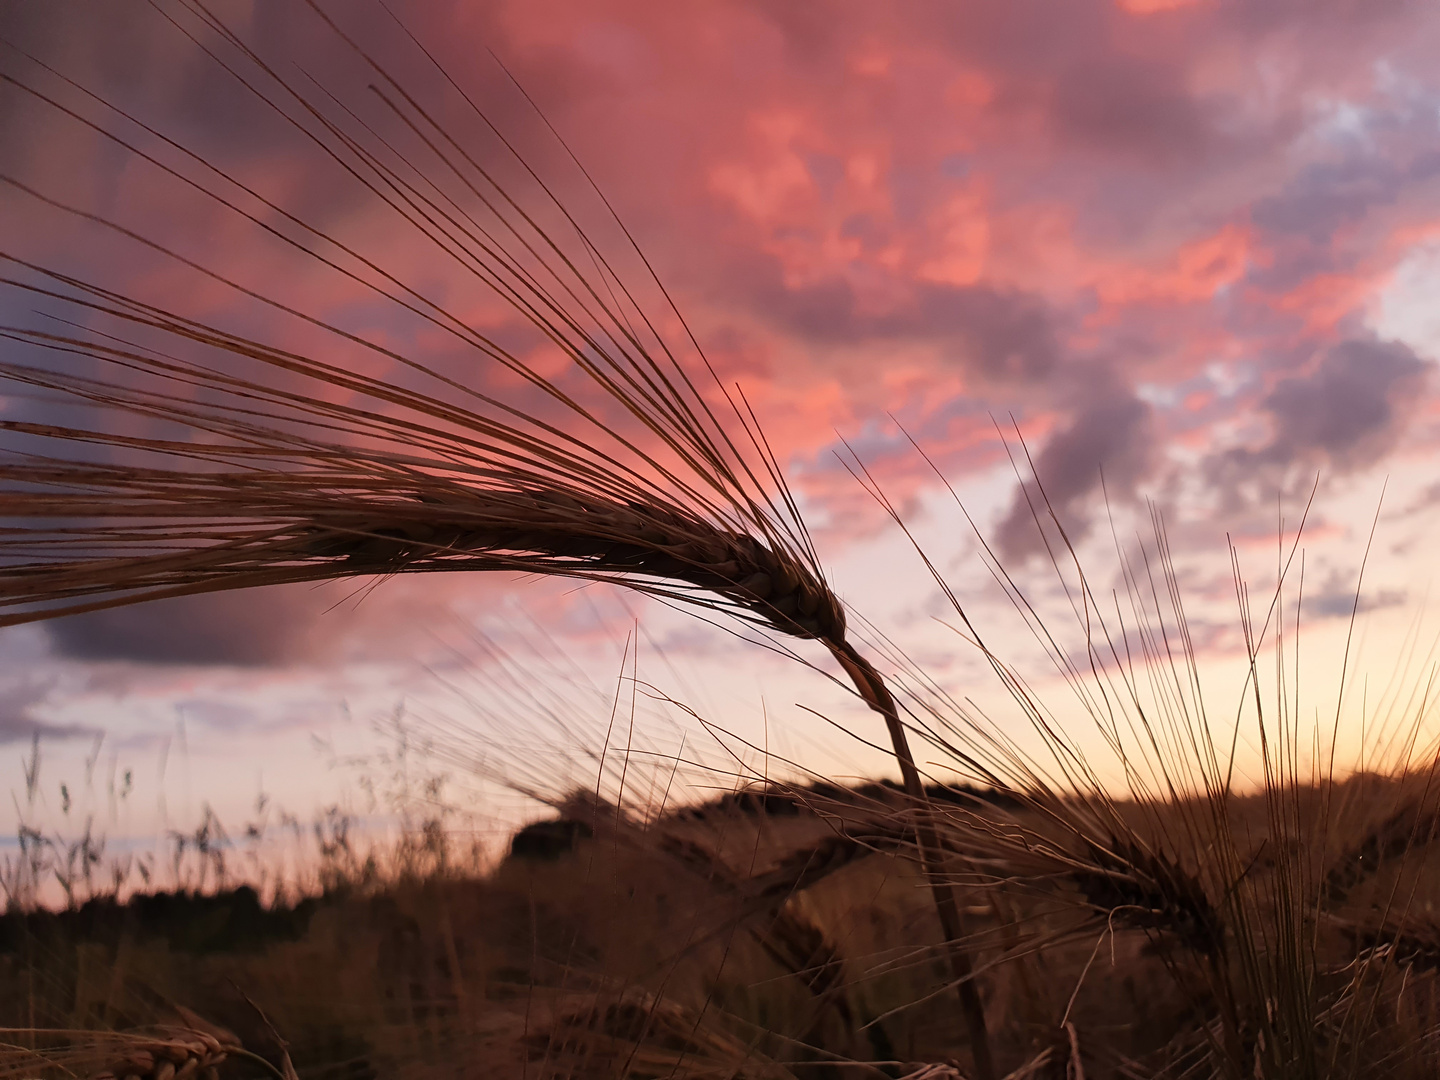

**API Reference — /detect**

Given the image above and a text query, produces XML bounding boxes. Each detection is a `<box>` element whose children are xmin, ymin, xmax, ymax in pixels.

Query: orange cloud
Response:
<box><xmin>1094</xmin><ymin>224</ymin><xmax>1252</xmax><ymax>307</ymax></box>
<box><xmin>1117</xmin><ymin>0</ymin><xmax>1208</xmax><ymax>13</ymax></box>
<box><xmin>914</xmin><ymin>186</ymin><xmax>992</xmax><ymax>288</ymax></box>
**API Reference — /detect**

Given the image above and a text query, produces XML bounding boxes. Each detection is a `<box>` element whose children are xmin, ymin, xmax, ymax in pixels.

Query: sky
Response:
<box><xmin>3</xmin><ymin>0</ymin><xmax>1440</xmax><ymax>864</ymax></box>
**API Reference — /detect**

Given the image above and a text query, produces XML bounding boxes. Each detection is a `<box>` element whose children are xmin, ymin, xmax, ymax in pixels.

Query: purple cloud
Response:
<box><xmin>0</xmin><ymin>680</ymin><xmax>96</xmax><ymax>744</ymax></box>
<box><xmin>995</xmin><ymin>373</ymin><xmax>1154</xmax><ymax>562</ymax></box>
<box><xmin>46</xmin><ymin>587</ymin><xmax>328</xmax><ymax>668</ymax></box>
<box><xmin>1204</xmin><ymin>337</ymin><xmax>1429</xmax><ymax>508</ymax></box>
<box><xmin>1264</xmin><ymin>338</ymin><xmax>1428</xmax><ymax>466</ymax></box>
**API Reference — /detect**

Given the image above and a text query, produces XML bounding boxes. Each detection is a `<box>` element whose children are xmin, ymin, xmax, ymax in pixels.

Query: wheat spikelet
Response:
<box><xmin>0</xmin><ymin>337</ymin><xmax>844</xmax><ymax>644</ymax></box>
<box><xmin>1335</xmin><ymin>915</ymin><xmax>1440</xmax><ymax>974</ymax></box>
<box><xmin>1325</xmin><ymin>798</ymin><xmax>1440</xmax><ymax>904</ymax></box>
<box><xmin>0</xmin><ymin>1009</ymin><xmax>242</xmax><ymax>1080</ymax></box>
<box><xmin>0</xmin><ymin>9</ymin><xmax>1000</xmax><ymax>1075</ymax></box>
<box><xmin>655</xmin><ymin>832</ymin><xmax>860</xmax><ymax>999</ymax></box>
<box><xmin>0</xmin><ymin>453</ymin><xmax>846</xmax><ymax>642</ymax></box>
<box><xmin>1070</xmin><ymin>835</ymin><xmax>1224</xmax><ymax>958</ymax></box>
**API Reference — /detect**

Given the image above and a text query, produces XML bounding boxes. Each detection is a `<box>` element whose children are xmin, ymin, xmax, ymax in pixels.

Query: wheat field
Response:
<box><xmin>5</xmin><ymin>766</ymin><xmax>1440</xmax><ymax>1078</ymax></box>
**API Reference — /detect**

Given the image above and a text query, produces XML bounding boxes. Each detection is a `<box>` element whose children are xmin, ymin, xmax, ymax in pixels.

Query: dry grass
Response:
<box><xmin>0</xmin><ymin>1006</ymin><xmax>246</xmax><ymax>1080</ymax></box>
<box><xmin>5</xmin><ymin>772</ymin><xmax>1440</xmax><ymax>1078</ymax></box>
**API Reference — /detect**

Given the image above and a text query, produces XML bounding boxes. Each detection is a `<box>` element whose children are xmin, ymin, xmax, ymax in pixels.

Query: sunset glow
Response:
<box><xmin>3</xmin><ymin>0</ymin><xmax>1440</xmax><ymax>851</ymax></box>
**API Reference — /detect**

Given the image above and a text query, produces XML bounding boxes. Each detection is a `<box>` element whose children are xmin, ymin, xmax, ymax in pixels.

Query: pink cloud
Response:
<box><xmin>3</xmin><ymin>0</ymin><xmax>1440</xmax><ymax>698</ymax></box>
<box><xmin>1117</xmin><ymin>0</ymin><xmax>1208</xmax><ymax>14</ymax></box>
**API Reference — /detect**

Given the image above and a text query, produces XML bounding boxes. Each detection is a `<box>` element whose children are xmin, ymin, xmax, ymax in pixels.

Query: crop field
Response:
<box><xmin>5</xmin><ymin>759</ymin><xmax>1440</xmax><ymax>1078</ymax></box>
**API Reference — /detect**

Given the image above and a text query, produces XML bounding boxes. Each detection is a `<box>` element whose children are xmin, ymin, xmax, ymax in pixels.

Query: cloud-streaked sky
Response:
<box><xmin>3</xmin><ymin>0</ymin><xmax>1440</xmax><ymax>842</ymax></box>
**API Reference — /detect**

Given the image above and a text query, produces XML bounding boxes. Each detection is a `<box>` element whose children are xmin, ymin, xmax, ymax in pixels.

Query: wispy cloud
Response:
<box><xmin>0</xmin><ymin>681</ymin><xmax>98</xmax><ymax>745</ymax></box>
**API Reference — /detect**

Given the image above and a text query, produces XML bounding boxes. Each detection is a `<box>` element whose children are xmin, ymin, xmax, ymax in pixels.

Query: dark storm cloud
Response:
<box><xmin>46</xmin><ymin>587</ymin><xmax>327</xmax><ymax>668</ymax></box>
<box><xmin>995</xmin><ymin>373</ymin><xmax>1154</xmax><ymax>562</ymax></box>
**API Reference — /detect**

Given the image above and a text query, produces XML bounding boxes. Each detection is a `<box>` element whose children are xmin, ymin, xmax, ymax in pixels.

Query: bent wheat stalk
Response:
<box><xmin>0</xmin><ymin>5</ymin><xmax>995</xmax><ymax>1076</ymax></box>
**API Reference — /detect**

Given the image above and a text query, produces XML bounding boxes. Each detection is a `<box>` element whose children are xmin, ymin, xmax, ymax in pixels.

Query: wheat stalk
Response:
<box><xmin>0</xmin><ymin>1009</ymin><xmax>245</xmax><ymax>1080</ymax></box>
<box><xmin>655</xmin><ymin>832</ymin><xmax>869</xmax><ymax>1058</ymax></box>
<box><xmin>0</xmin><ymin>6</ymin><xmax>997</xmax><ymax>1077</ymax></box>
<box><xmin>0</xmin><ymin>310</ymin><xmax>993</xmax><ymax>1076</ymax></box>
